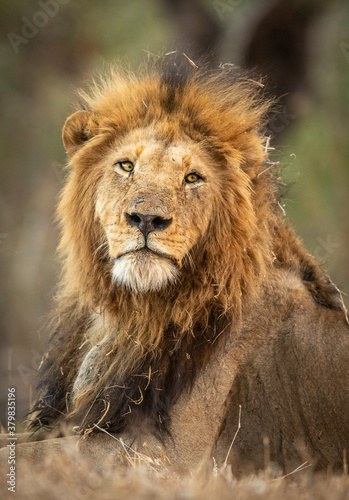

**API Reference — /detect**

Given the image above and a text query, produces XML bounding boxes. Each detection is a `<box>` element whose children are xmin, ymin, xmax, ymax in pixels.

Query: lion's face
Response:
<box><xmin>95</xmin><ymin>126</ymin><xmax>217</xmax><ymax>294</ymax></box>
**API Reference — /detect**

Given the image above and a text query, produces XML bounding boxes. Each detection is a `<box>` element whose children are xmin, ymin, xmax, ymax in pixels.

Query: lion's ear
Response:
<box><xmin>62</xmin><ymin>110</ymin><xmax>99</xmax><ymax>157</ymax></box>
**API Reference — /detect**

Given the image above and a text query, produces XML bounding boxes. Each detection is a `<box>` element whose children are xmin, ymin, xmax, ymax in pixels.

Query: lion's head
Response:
<box><xmin>59</xmin><ymin>62</ymin><xmax>274</xmax><ymax>322</ymax></box>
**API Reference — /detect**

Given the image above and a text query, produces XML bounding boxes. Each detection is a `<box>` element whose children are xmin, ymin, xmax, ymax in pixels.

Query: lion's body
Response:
<box><xmin>10</xmin><ymin>59</ymin><xmax>348</xmax><ymax>475</ymax></box>
<box><xmin>216</xmin><ymin>272</ymin><xmax>349</xmax><ymax>474</ymax></box>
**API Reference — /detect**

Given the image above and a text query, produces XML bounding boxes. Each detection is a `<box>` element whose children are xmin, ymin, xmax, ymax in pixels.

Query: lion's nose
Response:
<box><xmin>125</xmin><ymin>212</ymin><xmax>172</xmax><ymax>237</ymax></box>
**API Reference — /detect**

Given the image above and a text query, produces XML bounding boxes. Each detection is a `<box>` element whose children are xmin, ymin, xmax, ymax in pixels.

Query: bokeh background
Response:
<box><xmin>0</xmin><ymin>0</ymin><xmax>348</xmax><ymax>427</ymax></box>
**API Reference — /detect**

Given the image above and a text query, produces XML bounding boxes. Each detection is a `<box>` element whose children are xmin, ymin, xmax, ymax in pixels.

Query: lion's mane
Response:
<box><xmin>30</xmin><ymin>59</ymin><xmax>341</xmax><ymax>436</ymax></box>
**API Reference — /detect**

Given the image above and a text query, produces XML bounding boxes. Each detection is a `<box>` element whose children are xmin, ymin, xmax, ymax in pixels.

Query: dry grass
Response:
<box><xmin>2</xmin><ymin>438</ymin><xmax>349</xmax><ymax>500</ymax></box>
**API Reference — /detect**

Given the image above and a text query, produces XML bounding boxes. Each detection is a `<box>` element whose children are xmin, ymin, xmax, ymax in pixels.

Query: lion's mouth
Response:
<box><xmin>111</xmin><ymin>246</ymin><xmax>177</xmax><ymax>265</ymax></box>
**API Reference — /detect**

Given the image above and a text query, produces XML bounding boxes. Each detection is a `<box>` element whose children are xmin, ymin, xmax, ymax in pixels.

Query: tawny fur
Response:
<box><xmin>28</xmin><ymin>59</ymin><xmax>349</xmax><ymax>474</ymax></box>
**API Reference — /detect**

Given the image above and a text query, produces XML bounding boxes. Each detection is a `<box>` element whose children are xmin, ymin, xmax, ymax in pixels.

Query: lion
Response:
<box><xmin>2</xmin><ymin>58</ymin><xmax>349</xmax><ymax>476</ymax></box>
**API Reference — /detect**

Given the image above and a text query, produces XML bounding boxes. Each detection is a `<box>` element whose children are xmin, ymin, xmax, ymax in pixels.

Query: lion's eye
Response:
<box><xmin>116</xmin><ymin>161</ymin><xmax>134</xmax><ymax>173</ymax></box>
<box><xmin>185</xmin><ymin>172</ymin><xmax>202</xmax><ymax>184</ymax></box>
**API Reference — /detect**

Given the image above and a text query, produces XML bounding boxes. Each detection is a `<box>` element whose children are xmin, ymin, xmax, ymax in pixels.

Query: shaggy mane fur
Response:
<box><xmin>30</xmin><ymin>57</ymin><xmax>342</xmax><ymax>437</ymax></box>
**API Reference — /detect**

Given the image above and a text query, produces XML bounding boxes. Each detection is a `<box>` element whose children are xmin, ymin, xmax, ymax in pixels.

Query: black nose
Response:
<box><xmin>125</xmin><ymin>212</ymin><xmax>172</xmax><ymax>237</ymax></box>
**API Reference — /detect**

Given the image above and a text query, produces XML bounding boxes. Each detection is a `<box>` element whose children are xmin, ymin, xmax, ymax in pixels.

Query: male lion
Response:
<box><xmin>2</xmin><ymin>59</ymin><xmax>349</xmax><ymax>475</ymax></box>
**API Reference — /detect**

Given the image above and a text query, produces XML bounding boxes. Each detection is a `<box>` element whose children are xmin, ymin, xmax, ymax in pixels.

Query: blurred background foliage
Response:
<box><xmin>0</xmin><ymin>0</ymin><xmax>348</xmax><ymax>424</ymax></box>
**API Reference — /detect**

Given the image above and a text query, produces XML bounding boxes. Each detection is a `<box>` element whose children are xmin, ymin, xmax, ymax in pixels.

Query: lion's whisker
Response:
<box><xmin>93</xmin><ymin>241</ymin><xmax>109</xmax><ymax>256</ymax></box>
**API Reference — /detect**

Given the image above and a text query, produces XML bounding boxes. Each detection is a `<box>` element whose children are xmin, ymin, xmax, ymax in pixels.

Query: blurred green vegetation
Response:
<box><xmin>0</xmin><ymin>0</ymin><xmax>348</xmax><ymax>422</ymax></box>
<box><xmin>281</xmin><ymin>4</ymin><xmax>349</xmax><ymax>288</ymax></box>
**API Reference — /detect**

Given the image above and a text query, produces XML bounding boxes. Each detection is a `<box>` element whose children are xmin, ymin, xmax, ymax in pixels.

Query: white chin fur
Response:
<box><xmin>111</xmin><ymin>251</ymin><xmax>179</xmax><ymax>294</ymax></box>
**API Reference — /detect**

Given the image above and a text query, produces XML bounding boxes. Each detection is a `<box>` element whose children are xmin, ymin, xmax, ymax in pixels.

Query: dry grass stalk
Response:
<box><xmin>181</xmin><ymin>53</ymin><xmax>199</xmax><ymax>69</ymax></box>
<box><xmin>344</xmin><ymin>449</ymin><xmax>348</xmax><ymax>475</ymax></box>
<box><xmin>263</xmin><ymin>436</ymin><xmax>270</xmax><ymax>480</ymax></box>
<box><xmin>222</xmin><ymin>404</ymin><xmax>242</xmax><ymax>469</ymax></box>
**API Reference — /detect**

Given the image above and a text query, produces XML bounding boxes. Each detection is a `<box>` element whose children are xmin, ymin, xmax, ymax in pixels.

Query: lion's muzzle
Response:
<box><xmin>111</xmin><ymin>202</ymin><xmax>178</xmax><ymax>294</ymax></box>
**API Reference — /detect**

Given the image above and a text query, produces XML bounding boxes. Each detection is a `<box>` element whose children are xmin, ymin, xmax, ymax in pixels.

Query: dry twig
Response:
<box><xmin>223</xmin><ymin>405</ymin><xmax>242</xmax><ymax>468</ymax></box>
